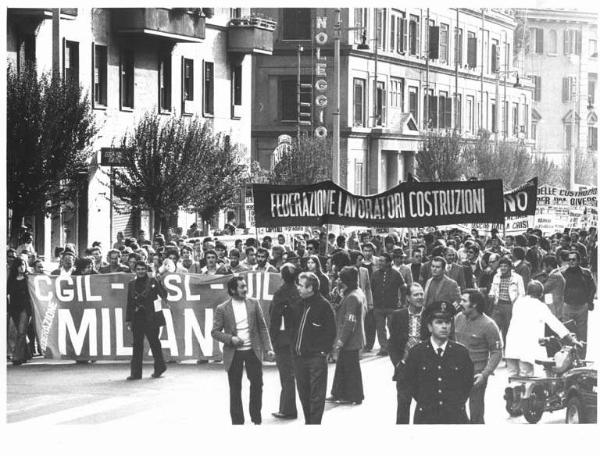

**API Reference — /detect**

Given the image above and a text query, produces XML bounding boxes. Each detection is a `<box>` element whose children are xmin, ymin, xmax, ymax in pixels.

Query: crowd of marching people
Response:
<box><xmin>6</xmin><ymin>222</ymin><xmax>597</xmax><ymax>424</ymax></box>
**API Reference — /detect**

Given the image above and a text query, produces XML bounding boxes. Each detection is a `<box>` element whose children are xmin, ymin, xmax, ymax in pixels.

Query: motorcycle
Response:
<box><xmin>503</xmin><ymin>335</ymin><xmax>588</xmax><ymax>424</ymax></box>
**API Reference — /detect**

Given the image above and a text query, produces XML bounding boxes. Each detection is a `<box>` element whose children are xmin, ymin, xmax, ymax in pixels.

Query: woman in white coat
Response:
<box><xmin>505</xmin><ymin>280</ymin><xmax>573</xmax><ymax>377</ymax></box>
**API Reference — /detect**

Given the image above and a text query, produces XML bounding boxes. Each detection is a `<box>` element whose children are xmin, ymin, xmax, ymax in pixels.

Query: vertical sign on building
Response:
<box><xmin>314</xmin><ymin>15</ymin><xmax>329</xmax><ymax>138</ymax></box>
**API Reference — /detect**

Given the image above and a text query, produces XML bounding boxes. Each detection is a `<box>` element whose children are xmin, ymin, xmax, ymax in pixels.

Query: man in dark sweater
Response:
<box><xmin>291</xmin><ymin>272</ymin><xmax>337</xmax><ymax>424</ymax></box>
<box><xmin>269</xmin><ymin>263</ymin><xmax>301</xmax><ymax>420</ymax></box>
<box><xmin>371</xmin><ymin>253</ymin><xmax>407</xmax><ymax>356</ymax></box>
<box><xmin>562</xmin><ymin>251</ymin><xmax>596</xmax><ymax>358</ymax></box>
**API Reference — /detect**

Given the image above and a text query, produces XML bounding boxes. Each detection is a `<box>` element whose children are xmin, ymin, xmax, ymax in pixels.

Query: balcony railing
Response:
<box><xmin>113</xmin><ymin>8</ymin><xmax>205</xmax><ymax>43</ymax></box>
<box><xmin>227</xmin><ymin>16</ymin><xmax>276</xmax><ymax>55</ymax></box>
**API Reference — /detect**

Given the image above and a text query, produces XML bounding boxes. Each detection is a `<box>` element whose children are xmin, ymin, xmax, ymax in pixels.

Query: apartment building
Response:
<box><xmin>514</xmin><ymin>8</ymin><xmax>598</xmax><ymax>164</ymax></box>
<box><xmin>7</xmin><ymin>7</ymin><xmax>274</xmax><ymax>259</ymax></box>
<box><xmin>251</xmin><ymin>8</ymin><xmax>534</xmax><ymax>194</ymax></box>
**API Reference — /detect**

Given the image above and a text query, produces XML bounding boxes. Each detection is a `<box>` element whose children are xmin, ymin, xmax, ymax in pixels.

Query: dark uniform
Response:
<box><xmin>404</xmin><ymin>301</ymin><xmax>474</xmax><ymax>424</ymax></box>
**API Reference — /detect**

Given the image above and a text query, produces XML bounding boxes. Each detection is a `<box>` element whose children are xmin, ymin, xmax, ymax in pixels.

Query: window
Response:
<box><xmin>282</xmin><ymin>8</ymin><xmax>311</xmax><ymax>41</ymax></box>
<box><xmin>183</xmin><ymin>58</ymin><xmax>194</xmax><ymax>102</ymax></box>
<box><xmin>455</xmin><ymin>28</ymin><xmax>463</xmax><ymax>67</ymax></box>
<box><xmin>409</xmin><ymin>86</ymin><xmax>418</xmax><ymax>123</ymax></box>
<box><xmin>491</xmin><ymin>39</ymin><xmax>499</xmax><ymax>73</ymax></box>
<box><xmin>467</xmin><ymin>95</ymin><xmax>474</xmax><ymax>133</ymax></box>
<box><xmin>438</xmin><ymin>91</ymin><xmax>451</xmax><ymax>129</ymax></box>
<box><xmin>354</xmin><ymin>9</ymin><xmax>368</xmax><ymax>44</ymax></box>
<box><xmin>524</xmin><ymin>103</ymin><xmax>529</xmax><ymax>138</ymax></box>
<box><xmin>512</xmin><ymin>102</ymin><xmax>519</xmax><ymax>136</ymax></box>
<box><xmin>230</xmin><ymin>8</ymin><xmax>242</xmax><ymax>19</ymax></box>
<box><xmin>376</xmin><ymin>81</ymin><xmax>386</xmax><ymax>126</ymax></box>
<box><xmin>588</xmin><ymin>73</ymin><xmax>597</xmax><ymax>106</ymax></box>
<box><xmin>17</xmin><ymin>33</ymin><xmax>36</xmax><ymax>74</ymax></box>
<box><xmin>439</xmin><ymin>23</ymin><xmax>449</xmax><ymax>64</ymax></box>
<box><xmin>204</xmin><ymin>61</ymin><xmax>214</xmax><ymax>116</ymax></box>
<box><xmin>588</xmin><ymin>126</ymin><xmax>598</xmax><ymax>151</ymax></box>
<box><xmin>562</xmin><ymin>76</ymin><xmax>577</xmax><ymax>103</ymax></box>
<box><xmin>532</xmin><ymin>75</ymin><xmax>542</xmax><ymax>102</ymax></box>
<box><xmin>532</xmin><ymin>122</ymin><xmax>537</xmax><ymax>141</ymax></box>
<box><xmin>158</xmin><ymin>53</ymin><xmax>171</xmax><ymax>112</ymax></box>
<box><xmin>564</xmin><ymin>29</ymin><xmax>582</xmax><ymax>55</ymax></box>
<box><xmin>354</xmin><ymin>161</ymin><xmax>364</xmax><ymax>194</ymax></box>
<box><xmin>390</xmin><ymin>13</ymin><xmax>396</xmax><ymax>52</ymax></box>
<box><xmin>428</xmin><ymin>23</ymin><xmax>439</xmax><ymax>60</ymax></box>
<box><xmin>467</xmin><ymin>31</ymin><xmax>477</xmax><ymax>69</ymax></box>
<box><xmin>64</xmin><ymin>40</ymin><xmax>79</xmax><ymax>86</ymax></box>
<box><xmin>391</xmin><ymin>11</ymin><xmax>406</xmax><ymax>53</ymax></box>
<box><xmin>93</xmin><ymin>44</ymin><xmax>107</xmax><ymax>107</ymax></box>
<box><xmin>232</xmin><ymin>65</ymin><xmax>242</xmax><ymax>107</ymax></box>
<box><xmin>390</xmin><ymin>78</ymin><xmax>404</xmax><ymax>110</ymax></box>
<box><xmin>424</xmin><ymin>89</ymin><xmax>437</xmax><ymax>128</ymax></box>
<box><xmin>375</xmin><ymin>9</ymin><xmax>387</xmax><ymax>50</ymax></box>
<box><xmin>548</xmin><ymin>29</ymin><xmax>557</xmax><ymax>54</ymax></box>
<box><xmin>491</xmin><ymin>100</ymin><xmax>497</xmax><ymax>132</ymax></box>
<box><xmin>120</xmin><ymin>49</ymin><xmax>134</xmax><ymax>109</ymax></box>
<box><xmin>280</xmin><ymin>76</ymin><xmax>311</xmax><ymax>121</ymax></box>
<box><xmin>565</xmin><ymin>124</ymin><xmax>573</xmax><ymax>149</ymax></box>
<box><xmin>590</xmin><ymin>39</ymin><xmax>598</xmax><ymax>58</ymax></box>
<box><xmin>530</xmin><ymin>28</ymin><xmax>544</xmax><ymax>54</ymax></box>
<box><xmin>409</xmin><ymin>15</ymin><xmax>420</xmax><ymax>56</ymax></box>
<box><xmin>353</xmin><ymin>78</ymin><xmax>366</xmax><ymax>126</ymax></box>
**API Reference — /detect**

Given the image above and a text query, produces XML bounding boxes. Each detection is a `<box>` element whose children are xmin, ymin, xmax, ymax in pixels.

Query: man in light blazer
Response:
<box><xmin>211</xmin><ymin>276</ymin><xmax>274</xmax><ymax>425</ymax></box>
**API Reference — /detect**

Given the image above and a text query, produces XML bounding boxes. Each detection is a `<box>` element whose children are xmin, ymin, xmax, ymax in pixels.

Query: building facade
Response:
<box><xmin>514</xmin><ymin>8</ymin><xmax>598</xmax><ymax>164</ymax></box>
<box><xmin>251</xmin><ymin>8</ymin><xmax>534</xmax><ymax>194</ymax></box>
<box><xmin>7</xmin><ymin>7</ymin><xmax>274</xmax><ymax>259</ymax></box>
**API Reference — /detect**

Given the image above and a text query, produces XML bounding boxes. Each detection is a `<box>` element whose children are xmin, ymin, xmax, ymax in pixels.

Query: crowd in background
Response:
<box><xmin>6</xmin><ymin>223</ymin><xmax>597</xmax><ymax>363</ymax></box>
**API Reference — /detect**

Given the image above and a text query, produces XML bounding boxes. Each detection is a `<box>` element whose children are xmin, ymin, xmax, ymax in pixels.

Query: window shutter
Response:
<box><xmin>564</xmin><ymin>30</ymin><xmax>570</xmax><ymax>55</ymax></box>
<box><xmin>562</xmin><ymin>77</ymin><xmax>569</xmax><ymax>102</ymax></box>
<box><xmin>402</xmin><ymin>18</ymin><xmax>408</xmax><ymax>53</ymax></box>
<box><xmin>468</xmin><ymin>36</ymin><xmax>477</xmax><ymax>68</ymax></box>
<box><xmin>445</xmin><ymin>97</ymin><xmax>452</xmax><ymax>128</ymax></box>
<box><xmin>429</xmin><ymin>26</ymin><xmax>439</xmax><ymax>59</ymax></box>
<box><xmin>576</xmin><ymin>30</ymin><xmax>582</xmax><ymax>55</ymax></box>
<box><xmin>536</xmin><ymin>28</ymin><xmax>544</xmax><ymax>54</ymax></box>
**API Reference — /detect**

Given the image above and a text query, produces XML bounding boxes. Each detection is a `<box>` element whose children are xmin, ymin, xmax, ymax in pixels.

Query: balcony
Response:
<box><xmin>112</xmin><ymin>8</ymin><xmax>205</xmax><ymax>43</ymax></box>
<box><xmin>227</xmin><ymin>16</ymin><xmax>276</xmax><ymax>55</ymax></box>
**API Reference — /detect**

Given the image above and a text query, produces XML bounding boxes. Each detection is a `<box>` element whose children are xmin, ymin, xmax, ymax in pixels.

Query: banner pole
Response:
<box><xmin>408</xmin><ymin>228</ymin><xmax>413</xmax><ymax>259</ymax></box>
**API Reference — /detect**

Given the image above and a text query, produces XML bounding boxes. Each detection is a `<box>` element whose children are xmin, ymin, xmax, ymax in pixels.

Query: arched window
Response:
<box><xmin>548</xmin><ymin>29</ymin><xmax>558</xmax><ymax>54</ymax></box>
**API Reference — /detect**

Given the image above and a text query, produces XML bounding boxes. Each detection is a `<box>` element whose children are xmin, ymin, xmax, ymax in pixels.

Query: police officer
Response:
<box><xmin>404</xmin><ymin>300</ymin><xmax>474</xmax><ymax>424</ymax></box>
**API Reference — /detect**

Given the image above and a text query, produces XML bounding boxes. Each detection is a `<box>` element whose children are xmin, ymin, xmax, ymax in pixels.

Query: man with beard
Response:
<box><xmin>211</xmin><ymin>276</ymin><xmax>274</xmax><ymax>424</ymax></box>
<box><xmin>99</xmin><ymin>249</ymin><xmax>130</xmax><ymax>273</ymax></box>
<box><xmin>405</xmin><ymin>301</ymin><xmax>473</xmax><ymax>424</ymax></box>
<box><xmin>388</xmin><ymin>283</ymin><xmax>426</xmax><ymax>424</ymax></box>
<box><xmin>254</xmin><ymin>248</ymin><xmax>278</xmax><ymax>273</ymax></box>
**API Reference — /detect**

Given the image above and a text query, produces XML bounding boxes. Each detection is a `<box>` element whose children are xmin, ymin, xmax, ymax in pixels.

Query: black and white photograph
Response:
<box><xmin>2</xmin><ymin>1</ymin><xmax>598</xmax><ymax>454</ymax></box>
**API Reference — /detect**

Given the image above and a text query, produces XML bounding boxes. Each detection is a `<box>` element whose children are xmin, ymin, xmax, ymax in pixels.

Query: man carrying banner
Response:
<box><xmin>125</xmin><ymin>261</ymin><xmax>168</xmax><ymax>380</ymax></box>
<box><xmin>211</xmin><ymin>276</ymin><xmax>274</xmax><ymax>425</ymax></box>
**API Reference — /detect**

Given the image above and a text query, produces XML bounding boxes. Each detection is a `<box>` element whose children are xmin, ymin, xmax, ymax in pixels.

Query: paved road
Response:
<box><xmin>7</xmin><ymin>310</ymin><xmax>597</xmax><ymax>426</ymax></box>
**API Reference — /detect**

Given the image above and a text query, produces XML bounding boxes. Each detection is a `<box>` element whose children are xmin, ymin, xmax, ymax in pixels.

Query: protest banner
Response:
<box><xmin>537</xmin><ymin>185</ymin><xmax>597</xmax><ymax>207</ymax></box>
<box><xmin>28</xmin><ymin>272</ymin><xmax>282</xmax><ymax>361</ymax></box>
<box><xmin>535</xmin><ymin>184</ymin><xmax>597</xmax><ymax>234</ymax></box>
<box><xmin>503</xmin><ymin>177</ymin><xmax>538</xmax><ymax>217</ymax></box>
<box><xmin>252</xmin><ymin>179</ymin><xmax>505</xmax><ymax>228</ymax></box>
